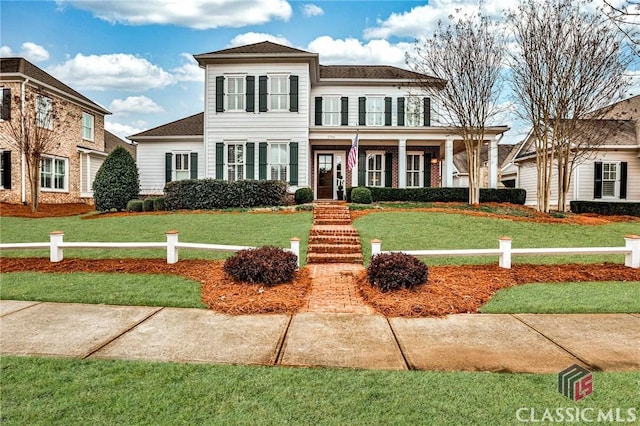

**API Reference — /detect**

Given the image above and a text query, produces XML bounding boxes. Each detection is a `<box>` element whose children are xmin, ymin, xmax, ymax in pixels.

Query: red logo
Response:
<box><xmin>558</xmin><ymin>365</ymin><xmax>593</xmax><ymax>401</ymax></box>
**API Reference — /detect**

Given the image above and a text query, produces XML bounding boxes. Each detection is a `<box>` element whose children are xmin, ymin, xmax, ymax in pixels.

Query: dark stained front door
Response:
<box><xmin>317</xmin><ymin>154</ymin><xmax>334</xmax><ymax>199</ymax></box>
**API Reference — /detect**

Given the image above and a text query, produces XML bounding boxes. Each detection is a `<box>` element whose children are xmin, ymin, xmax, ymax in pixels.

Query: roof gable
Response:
<box><xmin>197</xmin><ymin>41</ymin><xmax>313</xmax><ymax>56</ymax></box>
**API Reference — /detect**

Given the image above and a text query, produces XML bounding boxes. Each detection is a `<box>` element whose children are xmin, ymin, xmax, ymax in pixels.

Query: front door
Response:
<box><xmin>317</xmin><ymin>154</ymin><xmax>334</xmax><ymax>199</ymax></box>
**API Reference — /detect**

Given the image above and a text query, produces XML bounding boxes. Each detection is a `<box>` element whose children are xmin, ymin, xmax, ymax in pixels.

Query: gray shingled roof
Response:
<box><xmin>320</xmin><ymin>65</ymin><xmax>443</xmax><ymax>82</ymax></box>
<box><xmin>105</xmin><ymin>130</ymin><xmax>137</xmax><ymax>159</ymax></box>
<box><xmin>129</xmin><ymin>112</ymin><xmax>204</xmax><ymax>138</ymax></box>
<box><xmin>0</xmin><ymin>57</ymin><xmax>110</xmax><ymax>114</ymax></box>
<box><xmin>196</xmin><ymin>41</ymin><xmax>313</xmax><ymax>56</ymax></box>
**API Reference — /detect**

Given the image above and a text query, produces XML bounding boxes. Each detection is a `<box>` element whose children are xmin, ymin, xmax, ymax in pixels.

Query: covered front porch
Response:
<box><xmin>308</xmin><ymin>127</ymin><xmax>508</xmax><ymax>200</ymax></box>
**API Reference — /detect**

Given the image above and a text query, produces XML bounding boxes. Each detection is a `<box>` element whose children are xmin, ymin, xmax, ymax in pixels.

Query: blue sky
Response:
<box><xmin>1</xmin><ymin>0</ymin><xmax>638</xmax><ymax>144</ymax></box>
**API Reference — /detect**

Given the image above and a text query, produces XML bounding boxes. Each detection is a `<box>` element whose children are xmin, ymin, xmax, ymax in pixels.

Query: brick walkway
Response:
<box><xmin>302</xmin><ymin>264</ymin><xmax>374</xmax><ymax>314</ymax></box>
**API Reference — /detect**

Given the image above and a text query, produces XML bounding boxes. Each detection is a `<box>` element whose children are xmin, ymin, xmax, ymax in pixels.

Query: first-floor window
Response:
<box><xmin>366</xmin><ymin>153</ymin><xmax>384</xmax><ymax>187</ymax></box>
<box><xmin>407</xmin><ymin>153</ymin><xmax>423</xmax><ymax>187</ymax></box>
<box><xmin>270</xmin><ymin>143</ymin><xmax>288</xmax><ymax>181</ymax></box>
<box><xmin>228</xmin><ymin>144</ymin><xmax>244</xmax><ymax>181</ymax></box>
<box><xmin>175</xmin><ymin>153</ymin><xmax>190</xmax><ymax>181</ymax></box>
<box><xmin>41</xmin><ymin>156</ymin><xmax>67</xmax><ymax>190</ymax></box>
<box><xmin>602</xmin><ymin>162</ymin><xmax>618</xmax><ymax>197</ymax></box>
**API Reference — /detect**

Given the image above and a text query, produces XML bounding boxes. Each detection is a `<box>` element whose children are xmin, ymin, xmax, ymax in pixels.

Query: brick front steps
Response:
<box><xmin>307</xmin><ymin>204</ymin><xmax>363</xmax><ymax>264</ymax></box>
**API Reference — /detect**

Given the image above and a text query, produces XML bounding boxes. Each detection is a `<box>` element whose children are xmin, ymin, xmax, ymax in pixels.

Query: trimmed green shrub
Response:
<box><xmin>153</xmin><ymin>197</ymin><xmax>165</xmax><ymax>211</ymax></box>
<box><xmin>164</xmin><ymin>179</ymin><xmax>288</xmax><ymax>210</ymax></box>
<box><xmin>126</xmin><ymin>199</ymin><xmax>143</xmax><ymax>212</ymax></box>
<box><xmin>361</xmin><ymin>187</ymin><xmax>526</xmax><ymax>204</ymax></box>
<box><xmin>367</xmin><ymin>252</ymin><xmax>429</xmax><ymax>291</ymax></box>
<box><xmin>351</xmin><ymin>187</ymin><xmax>373</xmax><ymax>204</ymax></box>
<box><xmin>143</xmin><ymin>198</ymin><xmax>155</xmax><ymax>212</ymax></box>
<box><xmin>93</xmin><ymin>147</ymin><xmax>140</xmax><ymax>211</ymax></box>
<box><xmin>223</xmin><ymin>246</ymin><xmax>298</xmax><ymax>286</ymax></box>
<box><xmin>570</xmin><ymin>201</ymin><xmax>640</xmax><ymax>217</ymax></box>
<box><xmin>294</xmin><ymin>187</ymin><xmax>314</xmax><ymax>204</ymax></box>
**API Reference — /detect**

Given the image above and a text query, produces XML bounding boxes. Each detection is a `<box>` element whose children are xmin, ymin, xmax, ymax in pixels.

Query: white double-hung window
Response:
<box><xmin>323</xmin><ymin>97</ymin><xmax>340</xmax><ymax>126</ymax></box>
<box><xmin>366</xmin><ymin>152</ymin><xmax>384</xmax><ymax>187</ymax></box>
<box><xmin>406</xmin><ymin>152</ymin><xmax>423</xmax><ymax>187</ymax></box>
<box><xmin>406</xmin><ymin>97</ymin><xmax>423</xmax><ymax>127</ymax></box>
<box><xmin>227</xmin><ymin>143</ymin><xmax>244</xmax><ymax>181</ymax></box>
<box><xmin>82</xmin><ymin>112</ymin><xmax>94</xmax><ymax>141</ymax></box>
<box><xmin>601</xmin><ymin>162</ymin><xmax>619</xmax><ymax>198</ymax></box>
<box><xmin>270</xmin><ymin>143</ymin><xmax>288</xmax><ymax>181</ymax></box>
<box><xmin>174</xmin><ymin>153</ymin><xmax>190</xmax><ymax>181</ymax></box>
<box><xmin>270</xmin><ymin>75</ymin><xmax>288</xmax><ymax>111</ymax></box>
<box><xmin>227</xmin><ymin>76</ymin><xmax>245</xmax><ymax>111</ymax></box>
<box><xmin>366</xmin><ymin>97</ymin><xmax>384</xmax><ymax>126</ymax></box>
<box><xmin>36</xmin><ymin>95</ymin><xmax>53</xmax><ymax>129</ymax></box>
<box><xmin>41</xmin><ymin>156</ymin><xmax>67</xmax><ymax>191</ymax></box>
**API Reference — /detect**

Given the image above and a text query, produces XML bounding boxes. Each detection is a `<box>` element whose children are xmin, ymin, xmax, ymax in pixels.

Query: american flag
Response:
<box><xmin>347</xmin><ymin>132</ymin><xmax>358</xmax><ymax>170</ymax></box>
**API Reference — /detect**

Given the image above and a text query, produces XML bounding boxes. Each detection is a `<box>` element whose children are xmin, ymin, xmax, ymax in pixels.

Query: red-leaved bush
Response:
<box><xmin>223</xmin><ymin>246</ymin><xmax>297</xmax><ymax>285</ymax></box>
<box><xmin>367</xmin><ymin>252</ymin><xmax>428</xmax><ymax>291</ymax></box>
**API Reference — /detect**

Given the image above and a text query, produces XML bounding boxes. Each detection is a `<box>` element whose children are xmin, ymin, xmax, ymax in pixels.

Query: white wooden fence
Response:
<box><xmin>0</xmin><ymin>231</ymin><xmax>301</xmax><ymax>266</ymax></box>
<box><xmin>371</xmin><ymin>235</ymin><xmax>640</xmax><ymax>269</ymax></box>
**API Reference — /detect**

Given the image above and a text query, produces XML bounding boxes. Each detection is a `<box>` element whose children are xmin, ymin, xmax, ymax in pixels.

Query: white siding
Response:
<box><xmin>137</xmin><ymin>140</ymin><xmax>205</xmax><ymax>195</ymax></box>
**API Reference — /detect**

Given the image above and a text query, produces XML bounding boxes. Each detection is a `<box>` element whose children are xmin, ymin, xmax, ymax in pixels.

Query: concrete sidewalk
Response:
<box><xmin>1</xmin><ymin>300</ymin><xmax>638</xmax><ymax>373</ymax></box>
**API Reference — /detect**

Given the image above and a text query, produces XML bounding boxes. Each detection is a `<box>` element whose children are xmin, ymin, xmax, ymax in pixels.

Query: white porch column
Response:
<box><xmin>444</xmin><ymin>138</ymin><xmax>454</xmax><ymax>187</ymax></box>
<box><xmin>398</xmin><ymin>138</ymin><xmax>407</xmax><ymax>188</ymax></box>
<box><xmin>489</xmin><ymin>136</ymin><xmax>499</xmax><ymax>189</ymax></box>
<box><xmin>351</xmin><ymin>161</ymin><xmax>358</xmax><ymax>187</ymax></box>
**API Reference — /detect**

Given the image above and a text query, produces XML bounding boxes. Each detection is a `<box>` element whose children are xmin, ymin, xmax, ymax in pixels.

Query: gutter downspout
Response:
<box><xmin>20</xmin><ymin>78</ymin><xmax>29</xmax><ymax>204</ymax></box>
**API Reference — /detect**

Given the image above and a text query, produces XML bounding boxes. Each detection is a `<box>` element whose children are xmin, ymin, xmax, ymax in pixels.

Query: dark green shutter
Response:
<box><xmin>314</xmin><ymin>97</ymin><xmax>323</xmax><ymax>125</ymax></box>
<box><xmin>384</xmin><ymin>97</ymin><xmax>392</xmax><ymax>126</ymax></box>
<box><xmin>258</xmin><ymin>76</ymin><xmax>267</xmax><ymax>112</ymax></box>
<box><xmin>620</xmin><ymin>162</ymin><xmax>628</xmax><ymax>199</ymax></box>
<box><xmin>594</xmin><ymin>162</ymin><xmax>602</xmax><ymax>199</ymax></box>
<box><xmin>246</xmin><ymin>76</ymin><xmax>255</xmax><ymax>112</ymax></box>
<box><xmin>397</xmin><ymin>97</ymin><xmax>405</xmax><ymax>126</ymax></box>
<box><xmin>289</xmin><ymin>75</ymin><xmax>298</xmax><ymax>112</ymax></box>
<box><xmin>341</xmin><ymin>97</ymin><xmax>349</xmax><ymax>126</ymax></box>
<box><xmin>2</xmin><ymin>151</ymin><xmax>11</xmax><ymax>189</ymax></box>
<box><xmin>165</xmin><ymin>153</ymin><xmax>173</xmax><ymax>183</ymax></box>
<box><xmin>424</xmin><ymin>154</ymin><xmax>431</xmax><ymax>187</ymax></box>
<box><xmin>289</xmin><ymin>142</ymin><xmax>298</xmax><ymax>185</ymax></box>
<box><xmin>1</xmin><ymin>89</ymin><xmax>10</xmax><ymax>120</ymax></box>
<box><xmin>384</xmin><ymin>153</ymin><xmax>392</xmax><ymax>187</ymax></box>
<box><xmin>424</xmin><ymin>97</ymin><xmax>431</xmax><ymax>126</ymax></box>
<box><xmin>190</xmin><ymin>152</ymin><xmax>198</xmax><ymax>179</ymax></box>
<box><xmin>215</xmin><ymin>76</ymin><xmax>224</xmax><ymax>113</ymax></box>
<box><xmin>357</xmin><ymin>152</ymin><xmax>366</xmax><ymax>186</ymax></box>
<box><xmin>358</xmin><ymin>97</ymin><xmax>366</xmax><ymax>126</ymax></box>
<box><xmin>258</xmin><ymin>142</ymin><xmax>267</xmax><ymax>180</ymax></box>
<box><xmin>216</xmin><ymin>143</ymin><xmax>224</xmax><ymax>179</ymax></box>
<box><xmin>246</xmin><ymin>143</ymin><xmax>255</xmax><ymax>179</ymax></box>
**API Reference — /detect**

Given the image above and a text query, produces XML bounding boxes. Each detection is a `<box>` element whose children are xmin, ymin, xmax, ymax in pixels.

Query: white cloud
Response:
<box><xmin>301</xmin><ymin>4</ymin><xmax>323</xmax><ymax>17</ymax></box>
<box><xmin>105</xmin><ymin>121</ymin><xmax>145</xmax><ymax>140</ymax></box>
<box><xmin>48</xmin><ymin>53</ymin><xmax>175</xmax><ymax>91</ymax></box>
<box><xmin>59</xmin><ymin>0</ymin><xmax>292</xmax><ymax>29</ymax></box>
<box><xmin>307</xmin><ymin>36</ymin><xmax>411</xmax><ymax>67</ymax></box>
<box><xmin>109</xmin><ymin>96</ymin><xmax>164</xmax><ymax>115</ymax></box>
<box><xmin>228</xmin><ymin>32</ymin><xmax>292</xmax><ymax>47</ymax></box>
<box><xmin>20</xmin><ymin>42</ymin><xmax>50</xmax><ymax>62</ymax></box>
<box><xmin>0</xmin><ymin>46</ymin><xmax>13</xmax><ymax>57</ymax></box>
<box><xmin>171</xmin><ymin>53</ymin><xmax>204</xmax><ymax>82</ymax></box>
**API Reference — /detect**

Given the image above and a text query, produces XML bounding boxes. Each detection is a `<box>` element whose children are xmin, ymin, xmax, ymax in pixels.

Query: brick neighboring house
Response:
<box><xmin>130</xmin><ymin>41</ymin><xmax>510</xmax><ymax>199</ymax></box>
<box><xmin>0</xmin><ymin>57</ymin><xmax>111</xmax><ymax>204</ymax></box>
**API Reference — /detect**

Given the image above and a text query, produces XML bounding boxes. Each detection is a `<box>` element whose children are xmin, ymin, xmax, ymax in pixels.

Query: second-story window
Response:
<box><xmin>366</xmin><ymin>97</ymin><xmax>384</xmax><ymax>126</ymax></box>
<box><xmin>36</xmin><ymin>95</ymin><xmax>53</xmax><ymax>129</ymax></box>
<box><xmin>406</xmin><ymin>97</ymin><xmax>423</xmax><ymax>127</ymax></box>
<box><xmin>270</xmin><ymin>76</ymin><xmax>288</xmax><ymax>111</ymax></box>
<box><xmin>227</xmin><ymin>77</ymin><xmax>245</xmax><ymax>111</ymax></box>
<box><xmin>82</xmin><ymin>112</ymin><xmax>94</xmax><ymax>141</ymax></box>
<box><xmin>323</xmin><ymin>97</ymin><xmax>340</xmax><ymax>126</ymax></box>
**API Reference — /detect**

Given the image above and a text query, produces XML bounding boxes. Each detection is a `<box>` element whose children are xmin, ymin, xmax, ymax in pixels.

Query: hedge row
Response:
<box><xmin>164</xmin><ymin>179</ymin><xmax>288</xmax><ymax>210</ymax></box>
<box><xmin>570</xmin><ymin>201</ymin><xmax>640</xmax><ymax>217</ymax></box>
<box><xmin>346</xmin><ymin>187</ymin><xmax>526</xmax><ymax>205</ymax></box>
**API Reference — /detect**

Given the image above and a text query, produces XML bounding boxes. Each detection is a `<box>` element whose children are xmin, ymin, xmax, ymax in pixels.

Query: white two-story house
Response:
<box><xmin>130</xmin><ymin>41</ymin><xmax>509</xmax><ymax>200</ymax></box>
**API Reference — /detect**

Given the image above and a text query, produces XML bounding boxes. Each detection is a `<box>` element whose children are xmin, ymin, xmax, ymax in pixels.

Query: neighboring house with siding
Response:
<box><xmin>0</xmin><ymin>57</ymin><xmax>111</xmax><ymax>204</ymax></box>
<box><xmin>513</xmin><ymin>95</ymin><xmax>640</xmax><ymax>207</ymax></box>
<box><xmin>452</xmin><ymin>144</ymin><xmax>519</xmax><ymax>188</ymax></box>
<box><xmin>130</xmin><ymin>41</ymin><xmax>509</xmax><ymax>199</ymax></box>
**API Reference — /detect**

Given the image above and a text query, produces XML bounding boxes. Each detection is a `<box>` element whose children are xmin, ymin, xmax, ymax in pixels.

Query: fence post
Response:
<box><xmin>371</xmin><ymin>239</ymin><xmax>381</xmax><ymax>257</ymax></box>
<box><xmin>49</xmin><ymin>231</ymin><xmax>64</xmax><ymax>262</ymax></box>
<box><xmin>625</xmin><ymin>235</ymin><xmax>640</xmax><ymax>269</ymax></box>
<box><xmin>290</xmin><ymin>237</ymin><xmax>300</xmax><ymax>268</ymax></box>
<box><xmin>166</xmin><ymin>230</ymin><xmax>179</xmax><ymax>264</ymax></box>
<box><xmin>498</xmin><ymin>236</ymin><xmax>512</xmax><ymax>269</ymax></box>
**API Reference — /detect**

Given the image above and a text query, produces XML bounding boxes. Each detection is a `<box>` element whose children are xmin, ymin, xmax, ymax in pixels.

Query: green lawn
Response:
<box><xmin>2</xmin><ymin>357</ymin><xmax>638</xmax><ymax>426</ymax></box>
<box><xmin>480</xmin><ymin>281</ymin><xmax>640</xmax><ymax>314</ymax></box>
<box><xmin>0</xmin><ymin>211</ymin><xmax>312</xmax><ymax>263</ymax></box>
<box><xmin>354</xmin><ymin>211</ymin><xmax>640</xmax><ymax>265</ymax></box>
<box><xmin>0</xmin><ymin>272</ymin><xmax>206</xmax><ymax>308</ymax></box>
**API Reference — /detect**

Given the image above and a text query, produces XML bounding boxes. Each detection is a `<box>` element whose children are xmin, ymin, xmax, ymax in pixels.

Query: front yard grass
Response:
<box><xmin>2</xmin><ymin>356</ymin><xmax>638</xmax><ymax>426</ymax></box>
<box><xmin>480</xmin><ymin>281</ymin><xmax>640</xmax><ymax>314</ymax></box>
<box><xmin>0</xmin><ymin>272</ymin><xmax>206</xmax><ymax>308</ymax></box>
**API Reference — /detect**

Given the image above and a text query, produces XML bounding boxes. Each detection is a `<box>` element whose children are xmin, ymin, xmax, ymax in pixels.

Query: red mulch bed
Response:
<box><xmin>0</xmin><ymin>202</ymin><xmax>94</xmax><ymax>218</ymax></box>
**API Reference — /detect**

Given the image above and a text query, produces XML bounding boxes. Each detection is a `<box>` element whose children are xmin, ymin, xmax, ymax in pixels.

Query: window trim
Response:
<box><xmin>82</xmin><ymin>112</ymin><xmax>95</xmax><ymax>141</ymax></box>
<box><xmin>40</xmin><ymin>155</ymin><xmax>68</xmax><ymax>192</ymax></box>
<box><xmin>226</xmin><ymin>76</ymin><xmax>246</xmax><ymax>112</ymax></box>
<box><xmin>36</xmin><ymin>95</ymin><xmax>53</xmax><ymax>130</ymax></box>
<box><xmin>366</xmin><ymin>97</ymin><xmax>384</xmax><ymax>127</ymax></box>
<box><xmin>269</xmin><ymin>74</ymin><xmax>289</xmax><ymax>111</ymax></box>
<box><xmin>366</xmin><ymin>151</ymin><xmax>385</xmax><ymax>187</ymax></box>
<box><xmin>173</xmin><ymin>152</ymin><xmax>191</xmax><ymax>181</ymax></box>
<box><xmin>406</xmin><ymin>151</ymin><xmax>424</xmax><ymax>188</ymax></box>
<box><xmin>226</xmin><ymin>142</ymin><xmax>246</xmax><ymax>181</ymax></box>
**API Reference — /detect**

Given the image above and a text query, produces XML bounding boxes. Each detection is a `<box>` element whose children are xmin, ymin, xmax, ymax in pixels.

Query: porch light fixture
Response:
<box><xmin>430</xmin><ymin>157</ymin><xmax>439</xmax><ymax>164</ymax></box>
